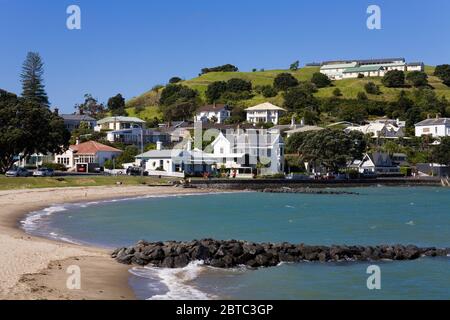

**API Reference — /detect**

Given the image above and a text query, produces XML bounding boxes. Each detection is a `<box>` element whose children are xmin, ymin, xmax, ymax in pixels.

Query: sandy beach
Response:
<box><xmin>0</xmin><ymin>185</ymin><xmax>213</xmax><ymax>300</ymax></box>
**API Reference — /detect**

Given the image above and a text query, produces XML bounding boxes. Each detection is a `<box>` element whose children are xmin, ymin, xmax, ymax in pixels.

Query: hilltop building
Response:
<box><xmin>319</xmin><ymin>58</ymin><xmax>424</xmax><ymax>80</ymax></box>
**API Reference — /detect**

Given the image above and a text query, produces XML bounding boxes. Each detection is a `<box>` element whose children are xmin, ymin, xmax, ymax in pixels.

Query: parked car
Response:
<box><xmin>5</xmin><ymin>167</ymin><xmax>31</xmax><ymax>177</ymax></box>
<box><xmin>33</xmin><ymin>168</ymin><xmax>54</xmax><ymax>177</ymax></box>
<box><xmin>126</xmin><ymin>166</ymin><xmax>148</xmax><ymax>176</ymax></box>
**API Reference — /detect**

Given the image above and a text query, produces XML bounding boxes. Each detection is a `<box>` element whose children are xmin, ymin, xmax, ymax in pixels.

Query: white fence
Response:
<box><xmin>146</xmin><ymin>170</ymin><xmax>185</xmax><ymax>178</ymax></box>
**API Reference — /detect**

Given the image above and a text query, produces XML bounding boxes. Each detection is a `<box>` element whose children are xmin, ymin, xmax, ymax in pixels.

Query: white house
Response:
<box><xmin>95</xmin><ymin>116</ymin><xmax>146</xmax><ymax>132</ymax></box>
<box><xmin>195</xmin><ymin>104</ymin><xmax>231</xmax><ymax>124</ymax></box>
<box><xmin>209</xmin><ymin>129</ymin><xmax>285</xmax><ymax>175</ymax></box>
<box><xmin>55</xmin><ymin>140</ymin><xmax>122</xmax><ymax>171</ymax></box>
<box><xmin>106</xmin><ymin>128</ymin><xmax>170</xmax><ymax>145</ymax></box>
<box><xmin>135</xmin><ymin>128</ymin><xmax>285</xmax><ymax>177</ymax></box>
<box><xmin>345</xmin><ymin>120</ymin><xmax>405</xmax><ymax>139</ymax></box>
<box><xmin>349</xmin><ymin>152</ymin><xmax>401</xmax><ymax>176</ymax></box>
<box><xmin>135</xmin><ymin>140</ymin><xmax>215</xmax><ymax>177</ymax></box>
<box><xmin>245</xmin><ymin>102</ymin><xmax>286</xmax><ymax>125</ymax></box>
<box><xmin>61</xmin><ymin>114</ymin><xmax>97</xmax><ymax>132</ymax></box>
<box><xmin>415</xmin><ymin>118</ymin><xmax>450</xmax><ymax>138</ymax></box>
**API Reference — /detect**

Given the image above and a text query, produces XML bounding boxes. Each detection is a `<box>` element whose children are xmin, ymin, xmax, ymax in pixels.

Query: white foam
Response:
<box><xmin>130</xmin><ymin>261</ymin><xmax>216</xmax><ymax>300</ymax></box>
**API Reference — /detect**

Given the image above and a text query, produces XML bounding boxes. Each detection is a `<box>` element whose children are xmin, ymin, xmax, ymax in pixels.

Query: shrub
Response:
<box><xmin>42</xmin><ymin>162</ymin><xmax>67</xmax><ymax>171</ymax></box>
<box><xmin>311</xmin><ymin>72</ymin><xmax>331</xmax><ymax>88</ymax></box>
<box><xmin>364</xmin><ymin>82</ymin><xmax>380</xmax><ymax>95</ymax></box>
<box><xmin>273</xmin><ymin>73</ymin><xmax>299</xmax><ymax>91</ymax></box>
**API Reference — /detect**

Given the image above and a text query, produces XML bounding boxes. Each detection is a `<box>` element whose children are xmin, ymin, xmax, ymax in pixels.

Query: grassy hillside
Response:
<box><xmin>126</xmin><ymin>65</ymin><xmax>450</xmax><ymax>120</ymax></box>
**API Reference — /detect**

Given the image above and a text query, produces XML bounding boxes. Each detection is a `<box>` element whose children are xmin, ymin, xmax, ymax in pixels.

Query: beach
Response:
<box><xmin>0</xmin><ymin>185</ymin><xmax>212</xmax><ymax>300</ymax></box>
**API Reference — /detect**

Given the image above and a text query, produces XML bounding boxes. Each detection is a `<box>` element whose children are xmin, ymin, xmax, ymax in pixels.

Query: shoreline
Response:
<box><xmin>0</xmin><ymin>185</ymin><xmax>216</xmax><ymax>300</ymax></box>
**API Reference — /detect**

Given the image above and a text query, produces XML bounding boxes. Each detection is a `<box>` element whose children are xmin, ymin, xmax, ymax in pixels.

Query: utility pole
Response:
<box><xmin>140</xmin><ymin>127</ymin><xmax>144</xmax><ymax>177</ymax></box>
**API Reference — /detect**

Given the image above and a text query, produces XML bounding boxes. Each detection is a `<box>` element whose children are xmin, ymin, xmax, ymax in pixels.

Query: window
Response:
<box><xmin>220</xmin><ymin>147</ymin><xmax>224</xmax><ymax>154</ymax></box>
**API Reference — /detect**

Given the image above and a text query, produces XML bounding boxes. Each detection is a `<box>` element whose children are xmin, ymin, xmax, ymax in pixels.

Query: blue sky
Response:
<box><xmin>1</xmin><ymin>0</ymin><xmax>449</xmax><ymax>113</ymax></box>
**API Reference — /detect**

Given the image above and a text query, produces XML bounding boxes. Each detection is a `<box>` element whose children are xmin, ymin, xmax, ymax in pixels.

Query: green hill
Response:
<box><xmin>126</xmin><ymin>65</ymin><xmax>450</xmax><ymax>121</ymax></box>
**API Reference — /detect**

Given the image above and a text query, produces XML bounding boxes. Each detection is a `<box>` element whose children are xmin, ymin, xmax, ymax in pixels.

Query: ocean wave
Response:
<box><xmin>130</xmin><ymin>261</ymin><xmax>217</xmax><ymax>300</ymax></box>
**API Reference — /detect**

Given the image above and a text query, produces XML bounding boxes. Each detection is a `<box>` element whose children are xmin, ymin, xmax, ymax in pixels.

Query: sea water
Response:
<box><xmin>22</xmin><ymin>187</ymin><xmax>450</xmax><ymax>299</ymax></box>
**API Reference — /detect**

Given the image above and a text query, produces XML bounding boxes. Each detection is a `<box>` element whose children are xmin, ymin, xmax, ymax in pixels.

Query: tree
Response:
<box><xmin>434</xmin><ymin>64</ymin><xmax>450</xmax><ymax>86</ymax></box>
<box><xmin>169</xmin><ymin>76</ymin><xmax>182</xmax><ymax>84</ymax></box>
<box><xmin>260</xmin><ymin>85</ymin><xmax>278</xmax><ymax>98</ymax></box>
<box><xmin>431</xmin><ymin>137</ymin><xmax>450</xmax><ymax>165</ymax></box>
<box><xmin>160</xmin><ymin>84</ymin><xmax>198</xmax><ymax>106</ymax></box>
<box><xmin>20</xmin><ymin>52</ymin><xmax>49</xmax><ymax>106</ymax></box>
<box><xmin>226</xmin><ymin>78</ymin><xmax>252</xmax><ymax>93</ymax></box>
<box><xmin>288</xmin><ymin>129</ymin><xmax>366</xmax><ymax>172</ymax></box>
<box><xmin>290</xmin><ymin>60</ymin><xmax>300</xmax><ymax>71</ymax></box>
<box><xmin>200</xmin><ymin>64</ymin><xmax>238</xmax><ymax>75</ymax></box>
<box><xmin>75</xmin><ymin>94</ymin><xmax>106</xmax><ymax>118</ymax></box>
<box><xmin>273</xmin><ymin>73</ymin><xmax>299</xmax><ymax>91</ymax></box>
<box><xmin>161</xmin><ymin>101</ymin><xmax>197</xmax><ymax>121</ymax></box>
<box><xmin>364</xmin><ymin>82</ymin><xmax>380</xmax><ymax>95</ymax></box>
<box><xmin>283</xmin><ymin>86</ymin><xmax>319</xmax><ymax>112</ymax></box>
<box><xmin>311</xmin><ymin>72</ymin><xmax>331</xmax><ymax>88</ymax></box>
<box><xmin>338</xmin><ymin>104</ymin><xmax>368</xmax><ymax>124</ymax></box>
<box><xmin>434</xmin><ymin>64</ymin><xmax>450</xmax><ymax>78</ymax></box>
<box><xmin>205</xmin><ymin>81</ymin><xmax>227</xmax><ymax>103</ymax></box>
<box><xmin>0</xmin><ymin>90</ymin><xmax>70</xmax><ymax>172</ymax></box>
<box><xmin>381</xmin><ymin>70</ymin><xmax>405</xmax><ymax>88</ymax></box>
<box><xmin>107</xmin><ymin>93</ymin><xmax>127</xmax><ymax>116</ymax></box>
<box><xmin>406</xmin><ymin>71</ymin><xmax>428</xmax><ymax>87</ymax></box>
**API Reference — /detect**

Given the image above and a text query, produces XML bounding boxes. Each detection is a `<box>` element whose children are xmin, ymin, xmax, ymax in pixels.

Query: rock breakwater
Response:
<box><xmin>112</xmin><ymin>239</ymin><xmax>449</xmax><ymax>269</ymax></box>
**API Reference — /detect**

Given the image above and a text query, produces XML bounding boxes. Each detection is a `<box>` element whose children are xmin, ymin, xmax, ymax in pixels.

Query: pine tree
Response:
<box><xmin>20</xmin><ymin>52</ymin><xmax>49</xmax><ymax>106</ymax></box>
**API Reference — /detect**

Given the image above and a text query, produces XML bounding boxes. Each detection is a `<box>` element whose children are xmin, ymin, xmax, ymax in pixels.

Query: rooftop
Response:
<box><xmin>343</xmin><ymin>65</ymin><xmax>384</xmax><ymax>73</ymax></box>
<box><xmin>97</xmin><ymin>116</ymin><xmax>146</xmax><ymax>124</ymax></box>
<box><xmin>70</xmin><ymin>141</ymin><xmax>122</xmax><ymax>154</ymax></box>
<box><xmin>197</xmin><ymin>104</ymin><xmax>230</xmax><ymax>112</ymax></box>
<box><xmin>415</xmin><ymin>118</ymin><xmax>450</xmax><ymax>126</ymax></box>
<box><xmin>61</xmin><ymin>114</ymin><xmax>96</xmax><ymax>121</ymax></box>
<box><xmin>245</xmin><ymin>102</ymin><xmax>286</xmax><ymax>112</ymax></box>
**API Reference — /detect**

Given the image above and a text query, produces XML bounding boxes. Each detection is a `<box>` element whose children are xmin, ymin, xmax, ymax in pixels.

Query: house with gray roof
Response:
<box><xmin>61</xmin><ymin>114</ymin><xmax>97</xmax><ymax>132</ymax></box>
<box><xmin>415</xmin><ymin>117</ymin><xmax>450</xmax><ymax>138</ymax></box>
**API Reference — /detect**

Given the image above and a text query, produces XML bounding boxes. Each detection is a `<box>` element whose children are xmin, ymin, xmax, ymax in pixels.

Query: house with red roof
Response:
<box><xmin>54</xmin><ymin>140</ymin><xmax>122</xmax><ymax>171</ymax></box>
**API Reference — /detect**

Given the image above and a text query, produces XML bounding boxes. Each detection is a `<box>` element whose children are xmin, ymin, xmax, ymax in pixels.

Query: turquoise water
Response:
<box><xmin>23</xmin><ymin>187</ymin><xmax>450</xmax><ymax>299</ymax></box>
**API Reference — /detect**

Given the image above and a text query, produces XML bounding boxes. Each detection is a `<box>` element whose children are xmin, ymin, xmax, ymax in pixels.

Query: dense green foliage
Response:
<box><xmin>431</xmin><ymin>137</ymin><xmax>450</xmax><ymax>165</ymax></box>
<box><xmin>406</xmin><ymin>71</ymin><xmax>428</xmax><ymax>87</ymax></box>
<box><xmin>201</xmin><ymin>64</ymin><xmax>238</xmax><ymax>75</ymax></box>
<box><xmin>364</xmin><ymin>82</ymin><xmax>380</xmax><ymax>95</ymax></box>
<box><xmin>273</xmin><ymin>73</ymin><xmax>299</xmax><ymax>91</ymax></box>
<box><xmin>107</xmin><ymin>93</ymin><xmax>127</xmax><ymax>116</ymax></box>
<box><xmin>311</xmin><ymin>72</ymin><xmax>331</xmax><ymax>88</ymax></box>
<box><xmin>382</xmin><ymin>70</ymin><xmax>405</xmax><ymax>88</ymax></box>
<box><xmin>287</xmin><ymin>129</ymin><xmax>367</xmax><ymax>172</ymax></box>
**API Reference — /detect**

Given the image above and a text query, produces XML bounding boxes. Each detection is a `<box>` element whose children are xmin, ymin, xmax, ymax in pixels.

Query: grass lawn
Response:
<box><xmin>0</xmin><ymin>175</ymin><xmax>174</xmax><ymax>191</ymax></box>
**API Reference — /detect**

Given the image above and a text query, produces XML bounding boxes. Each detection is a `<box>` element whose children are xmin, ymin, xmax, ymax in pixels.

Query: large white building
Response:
<box><xmin>320</xmin><ymin>58</ymin><xmax>424</xmax><ymax>80</ymax></box>
<box><xmin>415</xmin><ymin>118</ymin><xmax>450</xmax><ymax>138</ymax></box>
<box><xmin>245</xmin><ymin>102</ymin><xmax>286</xmax><ymax>125</ymax></box>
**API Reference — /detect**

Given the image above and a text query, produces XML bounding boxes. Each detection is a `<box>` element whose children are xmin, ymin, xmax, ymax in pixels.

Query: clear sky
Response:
<box><xmin>1</xmin><ymin>0</ymin><xmax>449</xmax><ymax>113</ymax></box>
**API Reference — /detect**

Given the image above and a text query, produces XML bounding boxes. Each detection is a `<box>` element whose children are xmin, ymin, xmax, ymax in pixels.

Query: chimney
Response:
<box><xmin>156</xmin><ymin>141</ymin><xmax>162</xmax><ymax>151</ymax></box>
<box><xmin>76</xmin><ymin>138</ymin><xmax>80</xmax><ymax>145</ymax></box>
<box><xmin>291</xmin><ymin>115</ymin><xmax>296</xmax><ymax>128</ymax></box>
<box><xmin>300</xmin><ymin>118</ymin><xmax>305</xmax><ymax>126</ymax></box>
